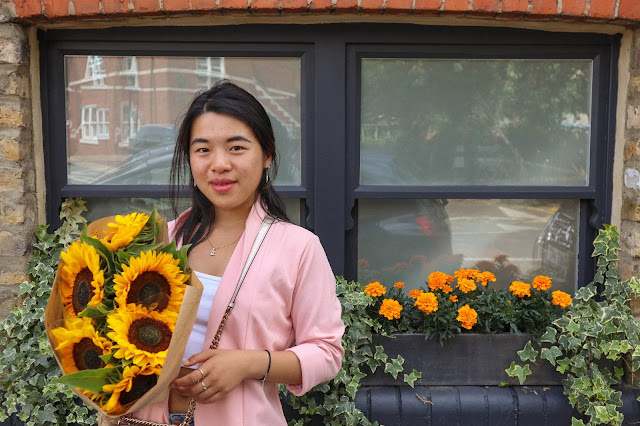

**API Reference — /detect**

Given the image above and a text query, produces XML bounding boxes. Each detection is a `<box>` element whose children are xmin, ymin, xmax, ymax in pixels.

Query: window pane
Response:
<box><xmin>360</xmin><ymin>59</ymin><xmax>592</xmax><ymax>186</ymax></box>
<box><xmin>84</xmin><ymin>197</ymin><xmax>302</xmax><ymax>226</ymax></box>
<box><xmin>357</xmin><ymin>199</ymin><xmax>578</xmax><ymax>294</ymax></box>
<box><xmin>65</xmin><ymin>56</ymin><xmax>301</xmax><ymax>186</ymax></box>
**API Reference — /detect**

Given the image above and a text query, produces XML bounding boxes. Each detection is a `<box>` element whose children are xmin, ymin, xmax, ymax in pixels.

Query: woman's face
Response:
<box><xmin>189</xmin><ymin>112</ymin><xmax>272</xmax><ymax>216</ymax></box>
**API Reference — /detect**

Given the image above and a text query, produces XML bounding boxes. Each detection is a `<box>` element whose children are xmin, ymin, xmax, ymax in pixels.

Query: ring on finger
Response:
<box><xmin>197</xmin><ymin>368</ymin><xmax>205</xmax><ymax>381</ymax></box>
<box><xmin>201</xmin><ymin>381</ymin><xmax>208</xmax><ymax>391</ymax></box>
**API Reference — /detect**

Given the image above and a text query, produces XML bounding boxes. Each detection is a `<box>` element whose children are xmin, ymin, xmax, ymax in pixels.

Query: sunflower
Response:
<box><xmin>101</xmin><ymin>364</ymin><xmax>161</xmax><ymax>414</ymax></box>
<box><xmin>100</xmin><ymin>212</ymin><xmax>150</xmax><ymax>252</ymax></box>
<box><xmin>59</xmin><ymin>240</ymin><xmax>105</xmax><ymax>317</ymax></box>
<box><xmin>114</xmin><ymin>250</ymin><xmax>188</xmax><ymax>314</ymax></box>
<box><xmin>107</xmin><ymin>305</ymin><xmax>176</xmax><ymax>367</ymax></box>
<box><xmin>50</xmin><ymin>316</ymin><xmax>113</xmax><ymax>374</ymax></box>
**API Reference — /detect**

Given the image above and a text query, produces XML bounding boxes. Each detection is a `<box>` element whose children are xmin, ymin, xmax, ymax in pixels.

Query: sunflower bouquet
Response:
<box><xmin>363</xmin><ymin>269</ymin><xmax>573</xmax><ymax>343</ymax></box>
<box><xmin>44</xmin><ymin>207</ymin><xmax>203</xmax><ymax>419</ymax></box>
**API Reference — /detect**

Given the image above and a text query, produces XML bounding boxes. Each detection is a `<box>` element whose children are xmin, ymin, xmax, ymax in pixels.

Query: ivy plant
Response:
<box><xmin>506</xmin><ymin>224</ymin><xmax>640</xmax><ymax>426</ymax></box>
<box><xmin>0</xmin><ymin>199</ymin><xmax>96</xmax><ymax>425</ymax></box>
<box><xmin>280</xmin><ymin>277</ymin><xmax>420</xmax><ymax>426</ymax></box>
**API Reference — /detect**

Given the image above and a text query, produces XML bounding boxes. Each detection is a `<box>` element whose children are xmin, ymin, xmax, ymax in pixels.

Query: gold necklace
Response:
<box><xmin>207</xmin><ymin>232</ymin><xmax>242</xmax><ymax>256</ymax></box>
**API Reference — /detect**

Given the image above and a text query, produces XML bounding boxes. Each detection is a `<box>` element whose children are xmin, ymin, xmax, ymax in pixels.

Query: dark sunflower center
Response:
<box><xmin>119</xmin><ymin>373</ymin><xmax>158</xmax><ymax>406</ymax></box>
<box><xmin>128</xmin><ymin>317</ymin><xmax>171</xmax><ymax>353</ymax></box>
<box><xmin>72</xmin><ymin>337</ymin><xmax>104</xmax><ymax>370</ymax></box>
<box><xmin>128</xmin><ymin>271</ymin><xmax>170</xmax><ymax>312</ymax></box>
<box><xmin>72</xmin><ymin>268</ymin><xmax>95</xmax><ymax>314</ymax></box>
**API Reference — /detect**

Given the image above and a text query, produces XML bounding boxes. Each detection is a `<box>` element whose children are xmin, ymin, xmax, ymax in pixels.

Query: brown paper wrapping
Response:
<box><xmin>44</xmin><ymin>214</ymin><xmax>202</xmax><ymax>422</ymax></box>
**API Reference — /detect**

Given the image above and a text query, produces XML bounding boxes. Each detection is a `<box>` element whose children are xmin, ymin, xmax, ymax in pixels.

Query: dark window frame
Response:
<box><xmin>39</xmin><ymin>24</ymin><xmax>620</xmax><ymax>286</ymax></box>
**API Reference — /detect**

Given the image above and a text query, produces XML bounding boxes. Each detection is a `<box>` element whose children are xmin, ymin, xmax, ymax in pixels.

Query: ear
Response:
<box><xmin>263</xmin><ymin>153</ymin><xmax>272</xmax><ymax>170</ymax></box>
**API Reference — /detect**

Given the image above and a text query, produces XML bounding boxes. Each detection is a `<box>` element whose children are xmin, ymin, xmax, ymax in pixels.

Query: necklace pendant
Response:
<box><xmin>209</xmin><ymin>248</ymin><xmax>216</xmax><ymax>256</ymax></box>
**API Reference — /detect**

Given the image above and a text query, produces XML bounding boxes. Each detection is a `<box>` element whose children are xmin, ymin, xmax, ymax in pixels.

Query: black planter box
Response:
<box><xmin>362</xmin><ymin>333</ymin><xmax>563</xmax><ymax>386</ymax></box>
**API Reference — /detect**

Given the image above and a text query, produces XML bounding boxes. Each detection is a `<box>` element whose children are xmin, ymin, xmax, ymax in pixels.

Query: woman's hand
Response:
<box><xmin>171</xmin><ymin>349</ymin><xmax>265</xmax><ymax>404</ymax></box>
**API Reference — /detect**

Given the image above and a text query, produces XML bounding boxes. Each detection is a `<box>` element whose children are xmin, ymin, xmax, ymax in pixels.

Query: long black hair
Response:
<box><xmin>169</xmin><ymin>80</ymin><xmax>290</xmax><ymax>251</ymax></box>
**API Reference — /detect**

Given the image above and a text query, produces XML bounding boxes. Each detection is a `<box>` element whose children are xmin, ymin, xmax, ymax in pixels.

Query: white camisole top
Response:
<box><xmin>181</xmin><ymin>270</ymin><xmax>221</xmax><ymax>366</ymax></box>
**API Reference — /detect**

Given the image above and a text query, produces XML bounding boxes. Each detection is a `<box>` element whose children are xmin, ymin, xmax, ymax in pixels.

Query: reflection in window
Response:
<box><xmin>81</xmin><ymin>105</ymin><xmax>109</xmax><ymax>143</ymax></box>
<box><xmin>360</xmin><ymin>59</ymin><xmax>592</xmax><ymax>186</ymax></box>
<box><xmin>357</xmin><ymin>199</ymin><xmax>578</xmax><ymax>294</ymax></box>
<box><xmin>122</xmin><ymin>56</ymin><xmax>139</xmax><ymax>88</ymax></box>
<box><xmin>85</xmin><ymin>55</ymin><xmax>106</xmax><ymax>86</ymax></box>
<box><xmin>196</xmin><ymin>57</ymin><xmax>225</xmax><ymax>90</ymax></box>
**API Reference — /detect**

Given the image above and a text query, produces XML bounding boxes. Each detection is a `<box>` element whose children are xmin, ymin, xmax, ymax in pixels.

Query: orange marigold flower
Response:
<box><xmin>415</xmin><ymin>292</ymin><xmax>438</xmax><ymax>315</ymax></box>
<box><xmin>449</xmin><ymin>295</ymin><xmax>458</xmax><ymax>302</ymax></box>
<box><xmin>457</xmin><ymin>278</ymin><xmax>477</xmax><ymax>293</ymax></box>
<box><xmin>408</xmin><ymin>289</ymin><xmax>423</xmax><ymax>299</ymax></box>
<box><xmin>364</xmin><ymin>282</ymin><xmax>386</xmax><ymax>297</ymax></box>
<box><xmin>441</xmin><ymin>284</ymin><xmax>453</xmax><ymax>294</ymax></box>
<box><xmin>532</xmin><ymin>275</ymin><xmax>552</xmax><ymax>291</ymax></box>
<box><xmin>454</xmin><ymin>268</ymin><xmax>479</xmax><ymax>280</ymax></box>
<box><xmin>552</xmin><ymin>290</ymin><xmax>572</xmax><ymax>309</ymax></box>
<box><xmin>379</xmin><ymin>299</ymin><xmax>403</xmax><ymax>320</ymax></box>
<box><xmin>476</xmin><ymin>271</ymin><xmax>497</xmax><ymax>286</ymax></box>
<box><xmin>457</xmin><ymin>304</ymin><xmax>478</xmax><ymax>330</ymax></box>
<box><xmin>509</xmin><ymin>281</ymin><xmax>531</xmax><ymax>298</ymax></box>
<box><xmin>428</xmin><ymin>271</ymin><xmax>454</xmax><ymax>291</ymax></box>
<box><xmin>394</xmin><ymin>281</ymin><xmax>405</xmax><ymax>289</ymax></box>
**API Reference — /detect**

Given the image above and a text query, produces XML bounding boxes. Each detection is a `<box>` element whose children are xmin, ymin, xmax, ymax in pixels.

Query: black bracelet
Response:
<box><xmin>261</xmin><ymin>349</ymin><xmax>271</xmax><ymax>389</ymax></box>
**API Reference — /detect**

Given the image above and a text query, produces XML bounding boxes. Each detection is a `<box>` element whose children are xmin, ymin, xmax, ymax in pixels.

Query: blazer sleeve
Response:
<box><xmin>285</xmin><ymin>235</ymin><xmax>345</xmax><ymax>396</ymax></box>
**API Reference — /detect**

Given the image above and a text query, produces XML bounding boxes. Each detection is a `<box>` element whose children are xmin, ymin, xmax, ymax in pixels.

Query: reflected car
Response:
<box><xmin>129</xmin><ymin>124</ymin><xmax>177</xmax><ymax>154</ymax></box>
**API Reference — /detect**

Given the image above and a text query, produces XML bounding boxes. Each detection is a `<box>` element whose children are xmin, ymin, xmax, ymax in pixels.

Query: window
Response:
<box><xmin>42</xmin><ymin>25</ymin><xmax>618</xmax><ymax>292</ymax></box>
<box><xmin>84</xmin><ymin>55</ymin><xmax>106</xmax><ymax>86</ymax></box>
<box><xmin>80</xmin><ymin>105</ymin><xmax>109</xmax><ymax>143</ymax></box>
<box><xmin>195</xmin><ymin>57</ymin><xmax>225</xmax><ymax>90</ymax></box>
<box><xmin>122</xmin><ymin>56</ymin><xmax>139</xmax><ymax>88</ymax></box>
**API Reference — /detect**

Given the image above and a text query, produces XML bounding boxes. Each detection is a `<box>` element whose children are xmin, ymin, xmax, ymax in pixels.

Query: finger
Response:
<box><xmin>172</xmin><ymin>369</ymin><xmax>205</xmax><ymax>388</ymax></box>
<box><xmin>183</xmin><ymin>349</ymin><xmax>215</xmax><ymax>367</ymax></box>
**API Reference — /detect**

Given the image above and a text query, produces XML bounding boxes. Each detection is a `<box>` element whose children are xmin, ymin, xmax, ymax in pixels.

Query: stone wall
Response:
<box><xmin>0</xmin><ymin>3</ymin><xmax>36</xmax><ymax>318</ymax></box>
<box><xmin>622</xmin><ymin>28</ymin><xmax>640</xmax><ymax>318</ymax></box>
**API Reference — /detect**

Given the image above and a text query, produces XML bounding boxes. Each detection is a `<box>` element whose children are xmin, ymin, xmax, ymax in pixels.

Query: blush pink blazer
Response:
<box><xmin>131</xmin><ymin>200</ymin><xmax>345</xmax><ymax>425</ymax></box>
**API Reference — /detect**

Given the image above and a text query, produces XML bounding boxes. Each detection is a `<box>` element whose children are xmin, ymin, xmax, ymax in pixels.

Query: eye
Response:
<box><xmin>230</xmin><ymin>145</ymin><xmax>245</xmax><ymax>152</ymax></box>
<box><xmin>193</xmin><ymin>147</ymin><xmax>209</xmax><ymax>153</ymax></box>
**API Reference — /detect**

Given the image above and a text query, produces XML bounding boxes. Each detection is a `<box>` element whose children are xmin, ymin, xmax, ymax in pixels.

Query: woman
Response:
<box><xmin>131</xmin><ymin>81</ymin><xmax>345</xmax><ymax>425</ymax></box>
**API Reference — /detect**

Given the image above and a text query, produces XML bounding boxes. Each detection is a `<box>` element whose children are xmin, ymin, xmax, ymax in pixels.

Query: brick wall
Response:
<box><xmin>0</xmin><ymin>3</ymin><xmax>36</xmax><ymax>318</ymax></box>
<box><xmin>5</xmin><ymin>0</ymin><xmax>640</xmax><ymax>23</ymax></box>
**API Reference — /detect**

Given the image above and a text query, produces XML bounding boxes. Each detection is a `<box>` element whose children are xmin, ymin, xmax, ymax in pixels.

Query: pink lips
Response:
<box><xmin>211</xmin><ymin>178</ymin><xmax>235</xmax><ymax>192</ymax></box>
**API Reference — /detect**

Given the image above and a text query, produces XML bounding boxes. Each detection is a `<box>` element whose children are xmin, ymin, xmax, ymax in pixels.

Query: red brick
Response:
<box><xmin>132</xmin><ymin>0</ymin><xmax>162</xmax><ymax>13</ymax></box>
<box><xmin>102</xmin><ymin>0</ymin><xmax>130</xmax><ymax>14</ymax></box>
<box><xmin>385</xmin><ymin>0</ymin><xmax>412</xmax><ymax>13</ymax></box>
<box><xmin>334</xmin><ymin>0</ymin><xmax>358</xmax><ymax>12</ymax></box>
<box><xmin>190</xmin><ymin>0</ymin><xmax>218</xmax><ymax>12</ymax></box>
<box><xmin>73</xmin><ymin>0</ymin><xmax>101</xmax><ymax>16</ymax></box>
<box><xmin>10</xmin><ymin>0</ymin><xmax>43</xmax><ymax>17</ymax></box>
<box><xmin>42</xmin><ymin>0</ymin><xmax>72</xmax><ymax>17</ymax></box>
<box><xmin>163</xmin><ymin>0</ymin><xmax>192</xmax><ymax>12</ymax></box>
<box><xmin>309</xmin><ymin>0</ymin><xmax>332</xmax><ymax>13</ymax></box>
<box><xmin>502</xmin><ymin>0</ymin><xmax>527</xmax><ymax>13</ymax></box>
<box><xmin>361</xmin><ymin>0</ymin><xmax>383</xmax><ymax>11</ymax></box>
<box><xmin>414</xmin><ymin>0</ymin><xmax>441</xmax><ymax>12</ymax></box>
<box><xmin>281</xmin><ymin>0</ymin><xmax>309</xmax><ymax>13</ymax></box>
<box><xmin>619</xmin><ymin>0</ymin><xmax>640</xmax><ymax>20</ymax></box>
<box><xmin>443</xmin><ymin>0</ymin><xmax>468</xmax><ymax>12</ymax></box>
<box><xmin>529</xmin><ymin>0</ymin><xmax>556</xmax><ymax>15</ymax></box>
<box><xmin>588</xmin><ymin>0</ymin><xmax>615</xmax><ymax>19</ymax></box>
<box><xmin>248</xmin><ymin>0</ymin><xmax>278</xmax><ymax>12</ymax></box>
<box><xmin>472</xmin><ymin>0</ymin><xmax>499</xmax><ymax>13</ymax></box>
<box><xmin>560</xmin><ymin>0</ymin><xmax>585</xmax><ymax>16</ymax></box>
<box><xmin>219</xmin><ymin>0</ymin><xmax>250</xmax><ymax>12</ymax></box>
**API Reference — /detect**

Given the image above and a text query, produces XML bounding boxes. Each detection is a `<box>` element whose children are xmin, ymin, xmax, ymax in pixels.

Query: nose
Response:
<box><xmin>209</xmin><ymin>149</ymin><xmax>231</xmax><ymax>172</ymax></box>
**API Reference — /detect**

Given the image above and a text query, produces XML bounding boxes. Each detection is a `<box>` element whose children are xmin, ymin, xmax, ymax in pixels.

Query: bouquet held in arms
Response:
<box><xmin>44</xmin><ymin>207</ymin><xmax>203</xmax><ymax>418</ymax></box>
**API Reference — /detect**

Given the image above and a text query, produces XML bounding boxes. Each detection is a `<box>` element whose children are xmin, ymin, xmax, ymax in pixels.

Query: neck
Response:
<box><xmin>212</xmin><ymin>200</ymin><xmax>254</xmax><ymax>229</ymax></box>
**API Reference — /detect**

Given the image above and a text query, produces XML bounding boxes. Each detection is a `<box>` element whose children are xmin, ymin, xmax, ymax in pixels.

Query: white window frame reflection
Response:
<box><xmin>195</xmin><ymin>57</ymin><xmax>225</xmax><ymax>90</ymax></box>
<box><xmin>80</xmin><ymin>105</ymin><xmax>109</xmax><ymax>144</ymax></box>
<box><xmin>85</xmin><ymin>55</ymin><xmax>106</xmax><ymax>86</ymax></box>
<box><xmin>122</xmin><ymin>56</ymin><xmax>139</xmax><ymax>88</ymax></box>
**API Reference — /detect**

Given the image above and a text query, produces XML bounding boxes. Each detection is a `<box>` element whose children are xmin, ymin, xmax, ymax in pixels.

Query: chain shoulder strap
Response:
<box><xmin>117</xmin><ymin>216</ymin><xmax>274</xmax><ymax>426</ymax></box>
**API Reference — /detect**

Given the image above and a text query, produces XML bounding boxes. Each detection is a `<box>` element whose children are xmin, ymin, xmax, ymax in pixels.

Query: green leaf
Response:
<box><xmin>517</xmin><ymin>341</ymin><xmax>538</xmax><ymax>362</ymax></box>
<box><xmin>505</xmin><ymin>362</ymin><xmax>531</xmax><ymax>385</ymax></box>
<box><xmin>571</xmin><ymin>418</ymin><xmax>586</xmax><ymax>426</ymax></box>
<box><xmin>403</xmin><ymin>369</ymin><xmax>421</xmax><ymax>388</ymax></box>
<box><xmin>55</xmin><ymin>367</ymin><xmax>118</xmax><ymax>394</ymax></box>
<box><xmin>574</xmin><ymin>285</ymin><xmax>596</xmax><ymax>302</ymax></box>
<box><xmin>384</xmin><ymin>356</ymin><xmax>405</xmax><ymax>379</ymax></box>
<box><xmin>541</xmin><ymin>346</ymin><xmax>563</xmax><ymax>366</ymax></box>
<box><xmin>540</xmin><ymin>328</ymin><xmax>557</xmax><ymax>343</ymax></box>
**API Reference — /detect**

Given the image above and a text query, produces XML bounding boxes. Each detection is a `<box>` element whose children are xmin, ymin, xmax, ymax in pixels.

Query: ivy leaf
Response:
<box><xmin>517</xmin><ymin>341</ymin><xmax>538</xmax><ymax>362</ymax></box>
<box><xmin>403</xmin><ymin>369</ymin><xmax>421</xmax><ymax>388</ymax></box>
<box><xmin>373</xmin><ymin>345</ymin><xmax>387</xmax><ymax>363</ymax></box>
<box><xmin>540</xmin><ymin>328</ymin><xmax>557</xmax><ymax>343</ymax></box>
<box><xmin>574</xmin><ymin>285</ymin><xmax>596</xmax><ymax>302</ymax></box>
<box><xmin>556</xmin><ymin>357</ymin><xmax>571</xmax><ymax>374</ymax></box>
<box><xmin>384</xmin><ymin>356</ymin><xmax>404</xmax><ymax>379</ymax></box>
<box><xmin>541</xmin><ymin>346</ymin><xmax>563</xmax><ymax>366</ymax></box>
<box><xmin>566</xmin><ymin>320</ymin><xmax>580</xmax><ymax>334</ymax></box>
<box><xmin>505</xmin><ymin>361</ymin><xmax>531</xmax><ymax>385</ymax></box>
<box><xmin>571</xmin><ymin>418</ymin><xmax>586</xmax><ymax>426</ymax></box>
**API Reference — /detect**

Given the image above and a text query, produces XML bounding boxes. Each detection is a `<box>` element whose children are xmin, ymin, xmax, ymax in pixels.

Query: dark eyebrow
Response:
<box><xmin>190</xmin><ymin>135</ymin><xmax>252</xmax><ymax>145</ymax></box>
